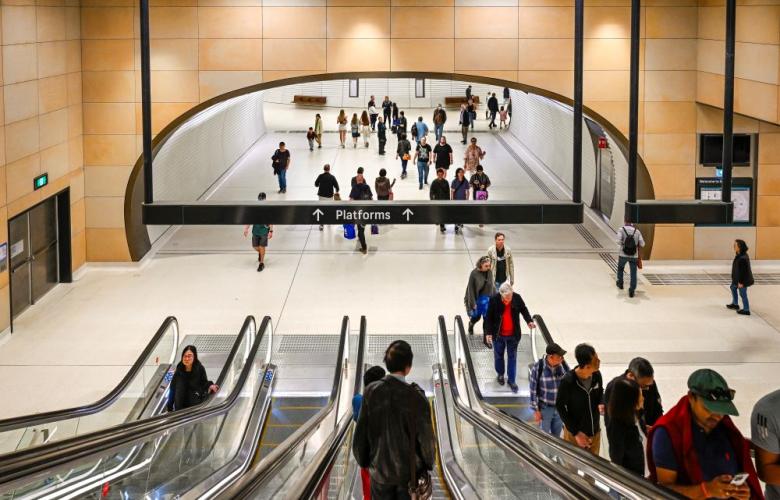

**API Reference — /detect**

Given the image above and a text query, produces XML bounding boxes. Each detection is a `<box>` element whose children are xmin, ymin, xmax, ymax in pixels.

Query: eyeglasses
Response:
<box><xmin>694</xmin><ymin>387</ymin><xmax>735</xmax><ymax>402</ymax></box>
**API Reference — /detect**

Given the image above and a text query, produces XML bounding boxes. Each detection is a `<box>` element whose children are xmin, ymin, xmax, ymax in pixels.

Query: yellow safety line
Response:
<box><xmin>430</xmin><ymin>399</ymin><xmax>452</xmax><ymax>500</ymax></box>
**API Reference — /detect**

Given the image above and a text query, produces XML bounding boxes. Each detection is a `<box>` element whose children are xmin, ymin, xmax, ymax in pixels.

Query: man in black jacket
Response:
<box><xmin>484</xmin><ymin>282</ymin><xmax>536</xmax><ymax>394</ymax></box>
<box><xmin>353</xmin><ymin>340</ymin><xmax>435</xmax><ymax>500</ymax></box>
<box><xmin>487</xmin><ymin>93</ymin><xmax>499</xmax><ymax>129</ymax></box>
<box><xmin>604</xmin><ymin>356</ymin><xmax>663</xmax><ymax>433</ymax></box>
<box><xmin>556</xmin><ymin>343</ymin><xmax>604</xmax><ymax>455</ymax></box>
<box><xmin>314</xmin><ymin>164</ymin><xmax>339</xmax><ymax>231</ymax></box>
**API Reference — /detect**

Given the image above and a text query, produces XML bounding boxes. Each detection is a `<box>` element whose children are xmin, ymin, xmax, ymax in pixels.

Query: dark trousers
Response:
<box><xmin>489</xmin><ymin>110</ymin><xmax>497</xmax><ymax>128</ymax></box>
<box><xmin>371</xmin><ymin>481</ymin><xmax>411</xmax><ymax>500</ymax></box>
<box><xmin>461</xmin><ymin>125</ymin><xmax>469</xmax><ymax>143</ymax></box>
<box><xmin>384</xmin><ymin>109</ymin><xmax>391</xmax><ymax>123</ymax></box>
<box><xmin>357</xmin><ymin>224</ymin><xmax>367</xmax><ymax>251</ymax></box>
<box><xmin>379</xmin><ymin>138</ymin><xmax>386</xmax><ymax>154</ymax></box>
<box><xmin>617</xmin><ymin>256</ymin><xmax>638</xmax><ymax>291</ymax></box>
<box><xmin>493</xmin><ymin>335</ymin><xmax>519</xmax><ymax>385</ymax></box>
<box><xmin>370</xmin><ymin>114</ymin><xmax>378</xmax><ymax>130</ymax></box>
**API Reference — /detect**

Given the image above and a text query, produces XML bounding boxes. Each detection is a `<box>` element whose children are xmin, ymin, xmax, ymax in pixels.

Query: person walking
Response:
<box><xmin>470</xmin><ymin>164</ymin><xmax>491</xmax><ymax>200</ymax></box>
<box><xmin>487</xmin><ymin>232</ymin><xmax>514</xmax><ymax>289</ymax></box>
<box><xmin>484</xmin><ymin>282</ymin><xmax>536</xmax><ymax>393</ymax></box>
<box><xmin>353</xmin><ymin>340</ymin><xmax>435</xmax><ymax>500</ymax></box>
<box><xmin>337</xmin><ymin>109</ymin><xmax>348</xmax><ymax>148</ymax></box>
<box><xmin>242</xmin><ymin>193</ymin><xmax>273</xmax><ymax>271</ymax></box>
<box><xmin>503</xmin><ymin>86</ymin><xmax>511</xmax><ymax>105</ymax></box>
<box><xmin>349</xmin><ymin>173</ymin><xmax>373</xmax><ymax>255</ymax></box>
<box><xmin>529</xmin><ymin>343</ymin><xmax>569</xmax><ymax>436</ymax></box>
<box><xmin>314</xmin><ymin>113</ymin><xmax>323</xmax><ymax>149</ymax></box>
<box><xmin>315</xmin><ymin>164</ymin><xmax>340</xmax><ymax>231</ymax></box>
<box><xmin>488</xmin><ymin>92</ymin><xmax>499</xmax><ymax>129</ymax></box>
<box><xmin>465</xmin><ymin>85</ymin><xmax>472</xmax><ymax>101</ymax></box>
<box><xmin>648</xmin><ymin>369</ymin><xmax>761</xmax><ymax>499</ymax></box>
<box><xmin>377</xmin><ymin>116</ymin><xmax>387</xmax><ymax>155</ymax></box>
<box><xmin>391</xmin><ymin>102</ymin><xmax>399</xmax><ymax>123</ymax></box>
<box><xmin>464</xmin><ymin>256</ymin><xmax>495</xmax><ymax>337</ymax></box>
<box><xmin>727</xmin><ymin>239</ymin><xmax>754</xmax><ymax>316</ymax></box>
<box><xmin>396</xmin><ymin>134</ymin><xmax>412</xmax><ymax>180</ymax></box>
<box><xmin>271</xmin><ymin>142</ymin><xmax>290</xmax><ymax>194</ymax></box>
<box><xmin>607</xmin><ymin>378</ymin><xmax>646</xmax><ymax>476</ymax></box>
<box><xmin>616</xmin><ymin>221</ymin><xmax>644</xmax><ymax>298</ymax></box>
<box><xmin>485</xmin><ymin>91</ymin><xmax>492</xmax><ymax>120</ymax></box>
<box><xmin>360</xmin><ymin>111</ymin><xmax>371</xmax><ymax>148</ymax></box>
<box><xmin>467</xmin><ymin>98</ymin><xmax>476</xmax><ymax>131</ymax></box>
<box><xmin>351</xmin><ymin>166</ymin><xmax>365</xmax><ymax>189</ymax></box>
<box><xmin>306</xmin><ymin>127</ymin><xmax>316</xmax><ymax>151</ymax></box>
<box><xmin>556</xmin><ymin>343</ymin><xmax>604</xmax><ymax>455</ymax></box>
<box><xmin>451</xmin><ymin>167</ymin><xmax>469</xmax><ymax>234</ymax></box>
<box><xmin>413</xmin><ymin>136</ymin><xmax>432</xmax><ymax>190</ymax></box>
<box><xmin>368</xmin><ymin>95</ymin><xmax>379</xmax><ymax>131</ymax></box>
<box><xmin>499</xmin><ymin>106</ymin><xmax>509</xmax><ymax>129</ymax></box>
<box><xmin>464</xmin><ymin>137</ymin><xmax>485</xmax><ymax>173</ymax></box>
<box><xmin>604</xmin><ymin>357</ymin><xmax>663</xmax><ymax>433</ymax></box>
<box><xmin>382</xmin><ymin>96</ymin><xmax>392</xmax><ymax>124</ymax></box>
<box><xmin>752</xmin><ymin>389</ymin><xmax>780</xmax><ymax>500</ymax></box>
<box><xmin>459</xmin><ymin>104</ymin><xmax>471</xmax><ymax>144</ymax></box>
<box><xmin>350</xmin><ymin>113</ymin><xmax>360</xmax><ymax>148</ymax></box>
<box><xmin>375</xmin><ymin>168</ymin><xmax>395</xmax><ymax>201</ymax></box>
<box><xmin>166</xmin><ymin>345</ymin><xmax>219</xmax><ymax>412</ymax></box>
<box><xmin>432</xmin><ymin>136</ymin><xmax>453</xmax><ymax>177</ymax></box>
<box><xmin>432</xmin><ymin>104</ymin><xmax>447</xmax><ymax>142</ymax></box>
<box><xmin>415</xmin><ymin>116</ymin><xmax>429</xmax><ymax>143</ymax></box>
<box><xmin>397</xmin><ymin>111</ymin><xmax>408</xmax><ymax>141</ymax></box>
<box><xmin>430</xmin><ymin>168</ymin><xmax>451</xmax><ymax>234</ymax></box>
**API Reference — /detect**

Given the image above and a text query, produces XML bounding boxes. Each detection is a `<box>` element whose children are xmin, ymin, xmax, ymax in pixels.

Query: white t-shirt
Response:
<box><xmin>752</xmin><ymin>390</ymin><xmax>780</xmax><ymax>500</ymax></box>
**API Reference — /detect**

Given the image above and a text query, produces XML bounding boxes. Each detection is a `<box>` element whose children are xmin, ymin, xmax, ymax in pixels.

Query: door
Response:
<box><xmin>9</xmin><ymin>197</ymin><xmax>60</xmax><ymax>320</ymax></box>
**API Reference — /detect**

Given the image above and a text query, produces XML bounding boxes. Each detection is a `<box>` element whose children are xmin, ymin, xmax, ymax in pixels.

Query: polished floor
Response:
<box><xmin>1</xmin><ymin>104</ymin><xmax>779</xmax><ymax>437</ymax></box>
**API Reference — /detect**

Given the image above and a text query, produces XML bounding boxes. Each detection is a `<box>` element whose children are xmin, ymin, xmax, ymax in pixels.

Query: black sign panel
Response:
<box><xmin>143</xmin><ymin>201</ymin><xmax>584</xmax><ymax>225</ymax></box>
<box><xmin>625</xmin><ymin>201</ymin><xmax>733</xmax><ymax>224</ymax></box>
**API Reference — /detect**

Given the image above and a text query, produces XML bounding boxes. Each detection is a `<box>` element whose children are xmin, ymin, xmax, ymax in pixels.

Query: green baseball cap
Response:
<box><xmin>688</xmin><ymin>369</ymin><xmax>738</xmax><ymax>416</ymax></box>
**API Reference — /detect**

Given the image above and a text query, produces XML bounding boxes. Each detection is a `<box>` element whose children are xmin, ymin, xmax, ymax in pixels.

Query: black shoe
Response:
<box><xmin>616</xmin><ymin>281</ymin><xmax>624</xmax><ymax>290</ymax></box>
<box><xmin>319</xmin><ymin>225</ymin><xmax>324</xmax><ymax>231</ymax></box>
<box><xmin>424</xmin><ymin>181</ymin><xmax>428</xmax><ymax>185</ymax></box>
<box><xmin>419</xmin><ymin>185</ymin><xmax>423</xmax><ymax>190</ymax></box>
<box><xmin>440</xmin><ymin>226</ymin><xmax>446</xmax><ymax>233</ymax></box>
<box><xmin>455</xmin><ymin>226</ymin><xmax>460</xmax><ymax>234</ymax></box>
<box><xmin>278</xmin><ymin>189</ymin><xmax>283</xmax><ymax>194</ymax></box>
<box><xmin>318</xmin><ymin>145</ymin><xmax>322</xmax><ymax>149</ymax></box>
<box><xmin>360</xmin><ymin>247</ymin><xmax>367</xmax><ymax>254</ymax></box>
<box><xmin>468</xmin><ymin>321</ymin><xmax>474</xmax><ymax>335</ymax></box>
<box><xmin>726</xmin><ymin>303</ymin><xmax>740</xmax><ymax>310</ymax></box>
<box><xmin>738</xmin><ymin>309</ymin><xmax>751</xmax><ymax>315</ymax></box>
<box><xmin>509</xmin><ymin>383</ymin><xmax>519</xmax><ymax>394</ymax></box>
<box><xmin>497</xmin><ymin>375</ymin><xmax>505</xmax><ymax>386</ymax></box>
<box><xmin>629</xmin><ymin>289</ymin><xmax>635</xmax><ymax>298</ymax></box>
<box><xmin>257</xmin><ymin>263</ymin><xmax>264</xmax><ymax>272</ymax></box>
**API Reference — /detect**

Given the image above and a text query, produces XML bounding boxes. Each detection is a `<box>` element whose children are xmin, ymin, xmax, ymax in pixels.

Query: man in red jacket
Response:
<box><xmin>647</xmin><ymin>369</ymin><xmax>763</xmax><ymax>499</ymax></box>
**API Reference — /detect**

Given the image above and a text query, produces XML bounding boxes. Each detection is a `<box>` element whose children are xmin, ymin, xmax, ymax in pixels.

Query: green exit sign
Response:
<box><xmin>34</xmin><ymin>173</ymin><xmax>48</xmax><ymax>190</ymax></box>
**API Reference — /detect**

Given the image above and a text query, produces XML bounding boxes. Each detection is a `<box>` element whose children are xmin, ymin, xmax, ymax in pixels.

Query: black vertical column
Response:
<box><xmin>572</xmin><ymin>0</ymin><xmax>584</xmax><ymax>204</ymax></box>
<box><xmin>140</xmin><ymin>0</ymin><xmax>153</xmax><ymax>204</ymax></box>
<box><xmin>722</xmin><ymin>0</ymin><xmax>736</xmax><ymax>203</ymax></box>
<box><xmin>628</xmin><ymin>0</ymin><xmax>641</xmax><ymax>205</ymax></box>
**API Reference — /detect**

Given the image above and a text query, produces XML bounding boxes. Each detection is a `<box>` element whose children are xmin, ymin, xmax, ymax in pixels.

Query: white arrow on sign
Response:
<box><xmin>313</xmin><ymin>209</ymin><xmax>324</xmax><ymax>221</ymax></box>
<box><xmin>402</xmin><ymin>208</ymin><xmax>414</xmax><ymax>222</ymax></box>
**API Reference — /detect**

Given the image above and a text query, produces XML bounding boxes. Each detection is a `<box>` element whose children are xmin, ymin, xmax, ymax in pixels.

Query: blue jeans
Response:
<box><xmin>434</xmin><ymin>124</ymin><xmax>444</xmax><ymax>141</ymax></box>
<box><xmin>539</xmin><ymin>404</ymin><xmax>563</xmax><ymax>437</ymax></box>
<box><xmin>493</xmin><ymin>335</ymin><xmax>519</xmax><ymax>385</ymax></box>
<box><xmin>617</xmin><ymin>256</ymin><xmax>638</xmax><ymax>291</ymax></box>
<box><xmin>417</xmin><ymin>161</ymin><xmax>429</xmax><ymax>187</ymax></box>
<box><xmin>730</xmin><ymin>283</ymin><xmax>749</xmax><ymax>311</ymax></box>
<box><xmin>277</xmin><ymin>168</ymin><xmax>287</xmax><ymax>190</ymax></box>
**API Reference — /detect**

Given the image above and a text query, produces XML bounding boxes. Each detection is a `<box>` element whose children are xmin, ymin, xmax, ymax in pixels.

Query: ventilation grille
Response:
<box><xmin>644</xmin><ymin>273</ymin><xmax>780</xmax><ymax>285</ymax></box>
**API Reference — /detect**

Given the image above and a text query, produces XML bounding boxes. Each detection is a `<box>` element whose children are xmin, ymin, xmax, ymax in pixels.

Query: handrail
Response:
<box><xmin>437</xmin><ymin>316</ymin><xmax>599</xmax><ymax>500</ymax></box>
<box><xmin>288</xmin><ymin>315</ymin><xmax>368</xmax><ymax>500</ymax></box>
<box><xmin>453</xmin><ymin>314</ymin><xmax>684</xmax><ymax>500</ymax></box>
<box><xmin>218</xmin><ymin>315</ymin><xmax>352</xmax><ymax>499</ymax></box>
<box><xmin>0</xmin><ymin>316</ymin><xmax>269</xmax><ymax>493</ymax></box>
<box><xmin>0</xmin><ymin>316</ymin><xmax>179</xmax><ymax>433</ymax></box>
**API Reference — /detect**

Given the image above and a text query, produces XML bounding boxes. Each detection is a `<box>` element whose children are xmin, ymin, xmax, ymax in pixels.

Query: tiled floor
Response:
<box><xmin>1</xmin><ymin>104</ymin><xmax>779</xmax><ymax>437</ymax></box>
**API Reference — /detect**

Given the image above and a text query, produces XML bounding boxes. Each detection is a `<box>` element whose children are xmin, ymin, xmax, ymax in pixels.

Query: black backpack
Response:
<box><xmin>622</xmin><ymin>227</ymin><xmax>638</xmax><ymax>256</ymax></box>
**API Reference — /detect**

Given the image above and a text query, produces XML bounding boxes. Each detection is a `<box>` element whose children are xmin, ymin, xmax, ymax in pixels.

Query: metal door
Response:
<box><xmin>9</xmin><ymin>213</ymin><xmax>32</xmax><ymax>318</ymax></box>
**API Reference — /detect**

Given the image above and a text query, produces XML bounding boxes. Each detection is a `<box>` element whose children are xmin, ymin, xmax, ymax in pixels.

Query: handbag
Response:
<box><xmin>403</xmin><ymin>153</ymin><xmax>411</xmax><ymax>161</ymax></box>
<box><xmin>371</xmin><ymin>224</ymin><xmax>379</xmax><ymax>235</ymax></box>
<box><xmin>637</xmin><ymin>255</ymin><xmax>643</xmax><ymax>270</ymax></box>
<box><xmin>389</xmin><ymin>191</ymin><xmax>394</xmax><ymax>201</ymax></box>
<box><xmin>333</xmin><ymin>192</ymin><xmax>341</xmax><ymax>201</ymax></box>
<box><xmin>407</xmin><ymin>389</ymin><xmax>432</xmax><ymax>500</ymax></box>
<box><xmin>343</xmin><ymin>224</ymin><xmax>355</xmax><ymax>240</ymax></box>
<box><xmin>476</xmin><ymin>190</ymin><xmax>488</xmax><ymax>201</ymax></box>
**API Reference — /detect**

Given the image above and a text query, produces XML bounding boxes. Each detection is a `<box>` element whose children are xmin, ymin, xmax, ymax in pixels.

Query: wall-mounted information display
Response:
<box><xmin>696</xmin><ymin>177</ymin><xmax>753</xmax><ymax>225</ymax></box>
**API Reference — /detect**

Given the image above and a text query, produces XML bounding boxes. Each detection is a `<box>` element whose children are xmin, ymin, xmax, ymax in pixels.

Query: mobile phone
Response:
<box><xmin>730</xmin><ymin>473</ymin><xmax>749</xmax><ymax>486</ymax></box>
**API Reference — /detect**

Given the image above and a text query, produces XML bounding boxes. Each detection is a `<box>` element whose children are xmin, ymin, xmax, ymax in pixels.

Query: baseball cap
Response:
<box><xmin>546</xmin><ymin>343</ymin><xmax>566</xmax><ymax>357</ymax></box>
<box><xmin>688</xmin><ymin>369</ymin><xmax>738</xmax><ymax>416</ymax></box>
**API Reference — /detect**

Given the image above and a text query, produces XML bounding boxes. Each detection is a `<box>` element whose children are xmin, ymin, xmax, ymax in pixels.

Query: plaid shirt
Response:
<box><xmin>529</xmin><ymin>357</ymin><xmax>570</xmax><ymax>411</ymax></box>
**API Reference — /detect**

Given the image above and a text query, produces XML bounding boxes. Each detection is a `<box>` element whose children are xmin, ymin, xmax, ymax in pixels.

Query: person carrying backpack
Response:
<box><xmin>616</xmin><ymin>221</ymin><xmax>645</xmax><ymax>298</ymax></box>
<box><xmin>529</xmin><ymin>343</ymin><xmax>569</xmax><ymax>436</ymax></box>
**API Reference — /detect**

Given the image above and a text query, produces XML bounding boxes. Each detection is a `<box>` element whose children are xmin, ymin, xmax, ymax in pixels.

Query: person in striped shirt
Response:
<box><xmin>530</xmin><ymin>343</ymin><xmax>570</xmax><ymax>437</ymax></box>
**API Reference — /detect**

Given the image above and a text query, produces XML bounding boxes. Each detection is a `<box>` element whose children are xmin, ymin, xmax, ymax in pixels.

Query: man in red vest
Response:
<box><xmin>647</xmin><ymin>369</ymin><xmax>763</xmax><ymax>499</ymax></box>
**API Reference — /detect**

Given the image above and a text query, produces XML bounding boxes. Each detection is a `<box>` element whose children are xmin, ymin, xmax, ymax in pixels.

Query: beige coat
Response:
<box><xmin>487</xmin><ymin>244</ymin><xmax>514</xmax><ymax>286</ymax></box>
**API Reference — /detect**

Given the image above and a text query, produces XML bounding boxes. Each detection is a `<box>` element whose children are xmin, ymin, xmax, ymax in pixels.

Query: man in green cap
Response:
<box><xmin>647</xmin><ymin>369</ymin><xmax>762</xmax><ymax>499</ymax></box>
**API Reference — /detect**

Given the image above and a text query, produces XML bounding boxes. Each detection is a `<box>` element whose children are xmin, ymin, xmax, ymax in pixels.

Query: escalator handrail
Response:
<box><xmin>453</xmin><ymin>314</ymin><xmax>684</xmax><ymax>500</ymax></box>
<box><xmin>219</xmin><ymin>315</ymin><xmax>352</xmax><ymax>499</ymax></box>
<box><xmin>286</xmin><ymin>315</ymin><xmax>368</xmax><ymax>500</ymax></box>
<box><xmin>0</xmin><ymin>316</ymin><xmax>180</xmax><ymax>433</ymax></box>
<box><xmin>0</xmin><ymin>316</ymin><xmax>269</xmax><ymax>492</ymax></box>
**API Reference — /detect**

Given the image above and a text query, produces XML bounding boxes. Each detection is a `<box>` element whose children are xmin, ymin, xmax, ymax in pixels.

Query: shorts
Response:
<box><xmin>251</xmin><ymin>234</ymin><xmax>269</xmax><ymax>248</ymax></box>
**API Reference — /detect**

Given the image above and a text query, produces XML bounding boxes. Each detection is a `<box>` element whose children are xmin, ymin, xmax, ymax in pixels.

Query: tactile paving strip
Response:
<box><xmin>185</xmin><ymin>334</ymin><xmax>236</xmax><ymax>353</ymax></box>
<box><xmin>645</xmin><ymin>273</ymin><xmax>780</xmax><ymax>285</ymax></box>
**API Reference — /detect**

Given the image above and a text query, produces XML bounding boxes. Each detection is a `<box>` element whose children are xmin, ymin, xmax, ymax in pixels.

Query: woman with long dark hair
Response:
<box><xmin>728</xmin><ymin>239</ymin><xmax>754</xmax><ymax>315</ymax></box>
<box><xmin>166</xmin><ymin>345</ymin><xmax>219</xmax><ymax>412</ymax></box>
<box><xmin>607</xmin><ymin>378</ymin><xmax>645</xmax><ymax>476</ymax></box>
